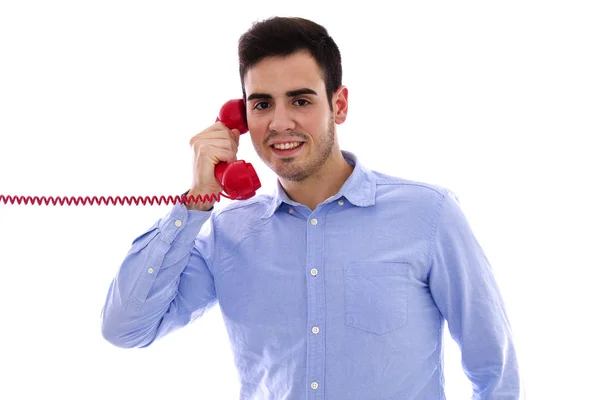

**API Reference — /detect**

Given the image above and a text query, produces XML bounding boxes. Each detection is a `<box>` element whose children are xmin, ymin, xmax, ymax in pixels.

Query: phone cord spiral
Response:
<box><xmin>0</xmin><ymin>193</ymin><xmax>231</xmax><ymax>206</ymax></box>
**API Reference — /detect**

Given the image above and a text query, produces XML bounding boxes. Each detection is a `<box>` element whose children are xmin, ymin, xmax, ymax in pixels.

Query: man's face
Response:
<box><xmin>243</xmin><ymin>51</ymin><xmax>344</xmax><ymax>182</ymax></box>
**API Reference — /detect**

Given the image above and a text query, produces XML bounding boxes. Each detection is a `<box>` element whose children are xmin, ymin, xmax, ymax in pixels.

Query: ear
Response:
<box><xmin>332</xmin><ymin>85</ymin><xmax>349</xmax><ymax>124</ymax></box>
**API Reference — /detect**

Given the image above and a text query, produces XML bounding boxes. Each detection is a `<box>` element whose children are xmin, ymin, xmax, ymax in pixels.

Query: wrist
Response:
<box><xmin>182</xmin><ymin>190</ymin><xmax>215</xmax><ymax>211</ymax></box>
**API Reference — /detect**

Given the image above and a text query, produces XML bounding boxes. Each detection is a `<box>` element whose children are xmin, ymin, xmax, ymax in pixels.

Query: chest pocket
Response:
<box><xmin>344</xmin><ymin>261</ymin><xmax>409</xmax><ymax>335</ymax></box>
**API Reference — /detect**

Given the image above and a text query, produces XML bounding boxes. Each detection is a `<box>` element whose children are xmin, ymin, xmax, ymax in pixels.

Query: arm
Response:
<box><xmin>428</xmin><ymin>191</ymin><xmax>522</xmax><ymax>399</ymax></box>
<box><xmin>100</xmin><ymin>203</ymin><xmax>218</xmax><ymax>348</ymax></box>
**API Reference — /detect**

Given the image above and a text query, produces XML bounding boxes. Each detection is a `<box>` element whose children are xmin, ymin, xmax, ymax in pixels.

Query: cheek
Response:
<box><xmin>247</xmin><ymin>116</ymin><xmax>269</xmax><ymax>135</ymax></box>
<box><xmin>304</xmin><ymin>119</ymin><xmax>327</xmax><ymax>138</ymax></box>
<box><xmin>302</xmin><ymin>109</ymin><xmax>329</xmax><ymax>130</ymax></box>
<box><xmin>248</xmin><ymin>132</ymin><xmax>261</xmax><ymax>149</ymax></box>
<box><xmin>246</xmin><ymin>124</ymin><xmax>264</xmax><ymax>145</ymax></box>
<box><xmin>248</xmin><ymin>127</ymin><xmax>269</xmax><ymax>151</ymax></box>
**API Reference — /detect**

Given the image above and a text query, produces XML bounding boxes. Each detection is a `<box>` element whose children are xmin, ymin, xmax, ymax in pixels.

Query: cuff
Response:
<box><xmin>157</xmin><ymin>203</ymin><xmax>212</xmax><ymax>245</ymax></box>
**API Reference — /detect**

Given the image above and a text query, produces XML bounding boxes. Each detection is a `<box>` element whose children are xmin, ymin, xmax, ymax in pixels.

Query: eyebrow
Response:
<box><xmin>247</xmin><ymin>88</ymin><xmax>318</xmax><ymax>101</ymax></box>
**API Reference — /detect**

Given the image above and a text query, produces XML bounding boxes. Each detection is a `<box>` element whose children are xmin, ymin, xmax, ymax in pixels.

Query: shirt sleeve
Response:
<box><xmin>100</xmin><ymin>203</ymin><xmax>219</xmax><ymax>348</ymax></box>
<box><xmin>428</xmin><ymin>191</ymin><xmax>522</xmax><ymax>399</ymax></box>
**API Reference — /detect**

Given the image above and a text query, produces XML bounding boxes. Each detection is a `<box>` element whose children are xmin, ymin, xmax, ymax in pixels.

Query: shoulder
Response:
<box><xmin>371</xmin><ymin>170</ymin><xmax>458</xmax><ymax>211</ymax></box>
<box><xmin>212</xmin><ymin>193</ymin><xmax>274</xmax><ymax>223</ymax></box>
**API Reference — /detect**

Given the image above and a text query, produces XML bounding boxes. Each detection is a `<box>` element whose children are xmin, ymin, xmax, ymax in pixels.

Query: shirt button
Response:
<box><xmin>147</xmin><ymin>267</ymin><xmax>154</xmax><ymax>274</ymax></box>
<box><xmin>338</xmin><ymin>199</ymin><xmax>344</xmax><ymax>205</ymax></box>
<box><xmin>310</xmin><ymin>218</ymin><xmax>318</xmax><ymax>226</ymax></box>
<box><xmin>174</xmin><ymin>219</ymin><xmax>182</xmax><ymax>227</ymax></box>
<box><xmin>310</xmin><ymin>268</ymin><xmax>318</xmax><ymax>276</ymax></box>
<box><xmin>310</xmin><ymin>381</ymin><xmax>319</xmax><ymax>390</ymax></box>
<box><xmin>288</xmin><ymin>208</ymin><xmax>294</xmax><ymax>214</ymax></box>
<box><xmin>312</xmin><ymin>326</ymin><xmax>320</xmax><ymax>334</ymax></box>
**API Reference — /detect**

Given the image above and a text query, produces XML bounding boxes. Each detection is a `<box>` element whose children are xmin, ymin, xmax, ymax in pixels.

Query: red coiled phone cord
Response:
<box><xmin>0</xmin><ymin>99</ymin><xmax>260</xmax><ymax>207</ymax></box>
<box><xmin>0</xmin><ymin>193</ymin><xmax>230</xmax><ymax>206</ymax></box>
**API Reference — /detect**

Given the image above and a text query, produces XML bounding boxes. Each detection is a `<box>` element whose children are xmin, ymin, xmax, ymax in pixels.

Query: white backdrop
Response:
<box><xmin>0</xmin><ymin>1</ymin><xmax>598</xmax><ymax>399</ymax></box>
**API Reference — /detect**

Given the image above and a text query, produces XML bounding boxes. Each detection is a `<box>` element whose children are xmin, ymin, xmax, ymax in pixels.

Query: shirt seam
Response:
<box><xmin>210</xmin><ymin>215</ymin><xmax>219</xmax><ymax>277</ymax></box>
<box><xmin>216</xmin><ymin>195</ymin><xmax>271</xmax><ymax>215</ymax></box>
<box><xmin>426</xmin><ymin>190</ymin><xmax>449</xmax><ymax>275</ymax></box>
<box><xmin>376</xmin><ymin>181</ymin><xmax>447</xmax><ymax>195</ymax></box>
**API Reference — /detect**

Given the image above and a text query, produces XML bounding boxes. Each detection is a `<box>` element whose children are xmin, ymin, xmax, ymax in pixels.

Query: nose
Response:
<box><xmin>268</xmin><ymin>104</ymin><xmax>295</xmax><ymax>133</ymax></box>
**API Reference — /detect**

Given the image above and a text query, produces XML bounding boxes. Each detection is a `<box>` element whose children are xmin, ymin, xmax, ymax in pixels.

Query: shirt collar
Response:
<box><xmin>261</xmin><ymin>150</ymin><xmax>377</xmax><ymax>219</ymax></box>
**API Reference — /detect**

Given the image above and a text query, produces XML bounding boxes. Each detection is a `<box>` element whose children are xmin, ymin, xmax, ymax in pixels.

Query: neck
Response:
<box><xmin>279</xmin><ymin>150</ymin><xmax>354</xmax><ymax>211</ymax></box>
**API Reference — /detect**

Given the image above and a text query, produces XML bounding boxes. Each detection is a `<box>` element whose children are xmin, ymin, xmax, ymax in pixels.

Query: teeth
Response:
<box><xmin>273</xmin><ymin>142</ymin><xmax>301</xmax><ymax>150</ymax></box>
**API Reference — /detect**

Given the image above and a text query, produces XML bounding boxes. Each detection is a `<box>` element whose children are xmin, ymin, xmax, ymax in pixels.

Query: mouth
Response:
<box><xmin>270</xmin><ymin>142</ymin><xmax>305</xmax><ymax>157</ymax></box>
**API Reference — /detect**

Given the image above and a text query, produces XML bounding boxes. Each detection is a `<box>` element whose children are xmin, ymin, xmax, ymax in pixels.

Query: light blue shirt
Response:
<box><xmin>101</xmin><ymin>151</ymin><xmax>521</xmax><ymax>399</ymax></box>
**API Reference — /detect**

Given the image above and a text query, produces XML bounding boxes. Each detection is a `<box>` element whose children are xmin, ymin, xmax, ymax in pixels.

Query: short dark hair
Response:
<box><xmin>238</xmin><ymin>16</ymin><xmax>342</xmax><ymax>110</ymax></box>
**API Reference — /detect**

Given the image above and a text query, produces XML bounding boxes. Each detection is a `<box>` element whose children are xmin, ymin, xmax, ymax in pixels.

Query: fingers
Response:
<box><xmin>192</xmin><ymin>137</ymin><xmax>238</xmax><ymax>163</ymax></box>
<box><xmin>185</xmin><ymin>120</ymin><xmax>243</xmax><ymax>203</ymax></box>
<box><xmin>189</xmin><ymin>122</ymin><xmax>240</xmax><ymax>148</ymax></box>
<box><xmin>204</xmin><ymin>146</ymin><xmax>238</xmax><ymax>164</ymax></box>
<box><xmin>231</xmin><ymin>128</ymin><xmax>241</xmax><ymax>147</ymax></box>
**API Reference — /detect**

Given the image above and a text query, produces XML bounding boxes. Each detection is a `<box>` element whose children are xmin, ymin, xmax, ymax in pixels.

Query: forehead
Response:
<box><xmin>244</xmin><ymin>51</ymin><xmax>325</xmax><ymax>95</ymax></box>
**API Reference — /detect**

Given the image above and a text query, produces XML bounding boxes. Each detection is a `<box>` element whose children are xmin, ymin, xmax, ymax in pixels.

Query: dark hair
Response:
<box><xmin>238</xmin><ymin>16</ymin><xmax>342</xmax><ymax>110</ymax></box>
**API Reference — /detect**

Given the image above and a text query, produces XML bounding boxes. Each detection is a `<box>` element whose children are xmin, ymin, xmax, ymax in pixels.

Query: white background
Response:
<box><xmin>0</xmin><ymin>1</ymin><xmax>598</xmax><ymax>399</ymax></box>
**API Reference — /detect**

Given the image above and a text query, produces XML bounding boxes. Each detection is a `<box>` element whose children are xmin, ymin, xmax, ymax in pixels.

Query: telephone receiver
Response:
<box><xmin>213</xmin><ymin>99</ymin><xmax>261</xmax><ymax>200</ymax></box>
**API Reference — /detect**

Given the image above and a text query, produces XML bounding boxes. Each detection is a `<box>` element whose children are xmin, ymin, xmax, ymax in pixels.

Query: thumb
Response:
<box><xmin>231</xmin><ymin>128</ymin><xmax>241</xmax><ymax>146</ymax></box>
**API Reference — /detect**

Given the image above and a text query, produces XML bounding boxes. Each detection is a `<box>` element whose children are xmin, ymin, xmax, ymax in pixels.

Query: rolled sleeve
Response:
<box><xmin>101</xmin><ymin>203</ymin><xmax>216</xmax><ymax>348</ymax></box>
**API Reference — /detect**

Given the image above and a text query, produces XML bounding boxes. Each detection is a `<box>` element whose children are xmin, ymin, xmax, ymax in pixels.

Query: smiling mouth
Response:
<box><xmin>272</xmin><ymin>142</ymin><xmax>302</xmax><ymax>150</ymax></box>
<box><xmin>271</xmin><ymin>142</ymin><xmax>305</xmax><ymax>156</ymax></box>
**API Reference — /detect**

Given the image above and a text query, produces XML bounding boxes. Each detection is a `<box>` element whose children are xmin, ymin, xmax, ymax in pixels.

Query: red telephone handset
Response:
<box><xmin>213</xmin><ymin>99</ymin><xmax>261</xmax><ymax>200</ymax></box>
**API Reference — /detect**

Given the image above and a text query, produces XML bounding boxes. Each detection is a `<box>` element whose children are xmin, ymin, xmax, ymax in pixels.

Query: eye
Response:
<box><xmin>253</xmin><ymin>101</ymin><xmax>271</xmax><ymax>110</ymax></box>
<box><xmin>293</xmin><ymin>99</ymin><xmax>310</xmax><ymax>107</ymax></box>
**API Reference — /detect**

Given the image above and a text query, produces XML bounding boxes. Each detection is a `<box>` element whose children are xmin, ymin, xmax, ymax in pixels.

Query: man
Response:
<box><xmin>101</xmin><ymin>16</ymin><xmax>521</xmax><ymax>399</ymax></box>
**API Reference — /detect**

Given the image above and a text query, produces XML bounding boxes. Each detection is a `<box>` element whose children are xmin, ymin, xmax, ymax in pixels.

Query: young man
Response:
<box><xmin>101</xmin><ymin>16</ymin><xmax>521</xmax><ymax>399</ymax></box>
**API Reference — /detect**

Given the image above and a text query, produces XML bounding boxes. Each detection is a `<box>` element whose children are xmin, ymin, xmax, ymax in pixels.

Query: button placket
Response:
<box><xmin>306</xmin><ymin>211</ymin><xmax>326</xmax><ymax>398</ymax></box>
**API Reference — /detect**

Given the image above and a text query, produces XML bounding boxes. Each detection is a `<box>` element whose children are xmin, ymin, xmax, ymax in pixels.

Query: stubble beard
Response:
<box><xmin>264</xmin><ymin>115</ymin><xmax>336</xmax><ymax>182</ymax></box>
